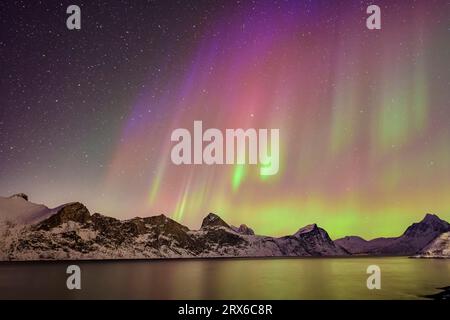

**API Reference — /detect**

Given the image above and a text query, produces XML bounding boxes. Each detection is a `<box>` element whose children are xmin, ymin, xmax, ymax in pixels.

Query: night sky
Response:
<box><xmin>0</xmin><ymin>0</ymin><xmax>449</xmax><ymax>238</ymax></box>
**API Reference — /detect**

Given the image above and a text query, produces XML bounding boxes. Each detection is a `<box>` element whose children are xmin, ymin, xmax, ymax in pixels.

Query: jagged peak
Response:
<box><xmin>90</xmin><ymin>212</ymin><xmax>119</xmax><ymax>224</ymax></box>
<box><xmin>91</xmin><ymin>212</ymin><xmax>107</xmax><ymax>218</ymax></box>
<box><xmin>143</xmin><ymin>214</ymin><xmax>190</xmax><ymax>231</ymax></box>
<box><xmin>120</xmin><ymin>214</ymin><xmax>168</xmax><ymax>223</ymax></box>
<box><xmin>422</xmin><ymin>213</ymin><xmax>444</xmax><ymax>224</ymax></box>
<box><xmin>295</xmin><ymin>223</ymin><xmax>319</xmax><ymax>236</ymax></box>
<box><xmin>201</xmin><ymin>212</ymin><xmax>230</xmax><ymax>229</ymax></box>
<box><xmin>9</xmin><ymin>193</ymin><xmax>29</xmax><ymax>201</ymax></box>
<box><xmin>143</xmin><ymin>213</ymin><xmax>172</xmax><ymax>223</ymax></box>
<box><xmin>403</xmin><ymin>213</ymin><xmax>450</xmax><ymax>238</ymax></box>
<box><xmin>414</xmin><ymin>213</ymin><xmax>449</xmax><ymax>227</ymax></box>
<box><xmin>232</xmin><ymin>224</ymin><xmax>255</xmax><ymax>235</ymax></box>
<box><xmin>38</xmin><ymin>202</ymin><xmax>90</xmax><ymax>230</ymax></box>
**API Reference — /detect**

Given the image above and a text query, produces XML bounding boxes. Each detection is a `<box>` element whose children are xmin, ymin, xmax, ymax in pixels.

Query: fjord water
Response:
<box><xmin>0</xmin><ymin>257</ymin><xmax>449</xmax><ymax>299</ymax></box>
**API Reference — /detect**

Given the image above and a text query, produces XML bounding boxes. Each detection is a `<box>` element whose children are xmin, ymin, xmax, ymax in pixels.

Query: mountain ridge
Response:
<box><xmin>335</xmin><ymin>213</ymin><xmax>450</xmax><ymax>256</ymax></box>
<box><xmin>0</xmin><ymin>194</ymin><xmax>449</xmax><ymax>260</ymax></box>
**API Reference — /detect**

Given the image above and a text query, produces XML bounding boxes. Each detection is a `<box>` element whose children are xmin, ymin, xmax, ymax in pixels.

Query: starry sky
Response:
<box><xmin>0</xmin><ymin>0</ymin><xmax>449</xmax><ymax>239</ymax></box>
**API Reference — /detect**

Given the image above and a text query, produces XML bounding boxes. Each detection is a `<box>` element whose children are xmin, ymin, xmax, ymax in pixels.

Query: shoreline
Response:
<box><xmin>424</xmin><ymin>286</ymin><xmax>450</xmax><ymax>300</ymax></box>
<box><xmin>1</xmin><ymin>254</ymin><xmax>449</xmax><ymax>265</ymax></box>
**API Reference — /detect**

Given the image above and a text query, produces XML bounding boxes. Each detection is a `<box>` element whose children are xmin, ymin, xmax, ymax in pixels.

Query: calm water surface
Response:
<box><xmin>0</xmin><ymin>257</ymin><xmax>449</xmax><ymax>299</ymax></box>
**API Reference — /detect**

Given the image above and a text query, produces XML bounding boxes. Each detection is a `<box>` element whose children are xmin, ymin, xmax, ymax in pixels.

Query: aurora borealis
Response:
<box><xmin>0</xmin><ymin>0</ymin><xmax>449</xmax><ymax>239</ymax></box>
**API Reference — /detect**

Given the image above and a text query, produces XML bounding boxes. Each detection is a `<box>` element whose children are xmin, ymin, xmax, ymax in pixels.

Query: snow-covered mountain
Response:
<box><xmin>416</xmin><ymin>232</ymin><xmax>450</xmax><ymax>258</ymax></box>
<box><xmin>335</xmin><ymin>214</ymin><xmax>450</xmax><ymax>256</ymax></box>
<box><xmin>1</xmin><ymin>194</ymin><xmax>449</xmax><ymax>260</ymax></box>
<box><xmin>0</xmin><ymin>197</ymin><xmax>348</xmax><ymax>261</ymax></box>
